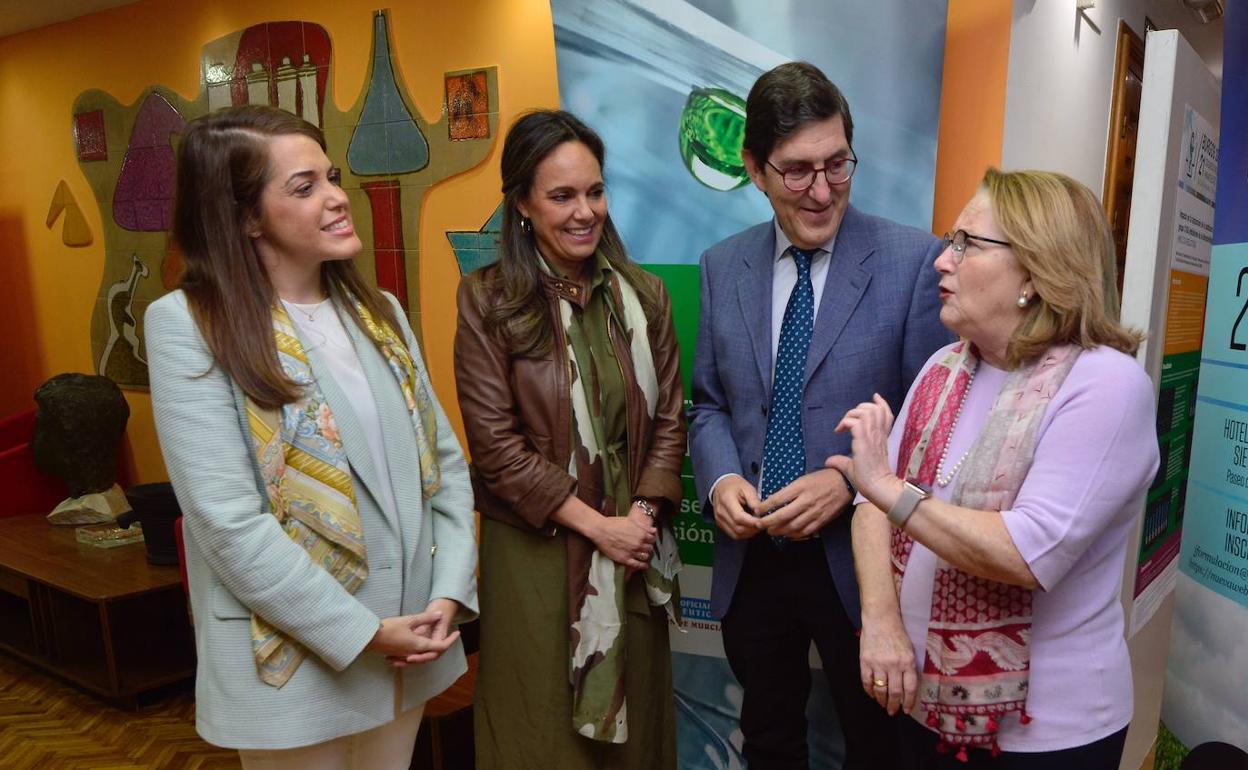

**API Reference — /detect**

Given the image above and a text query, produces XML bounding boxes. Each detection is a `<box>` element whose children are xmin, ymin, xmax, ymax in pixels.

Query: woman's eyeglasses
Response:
<box><xmin>940</xmin><ymin>229</ymin><xmax>1011</xmax><ymax>264</ymax></box>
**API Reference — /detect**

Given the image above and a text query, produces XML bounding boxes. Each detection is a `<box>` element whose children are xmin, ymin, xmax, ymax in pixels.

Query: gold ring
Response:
<box><xmin>873</xmin><ymin>679</ymin><xmax>887</xmax><ymax>688</ymax></box>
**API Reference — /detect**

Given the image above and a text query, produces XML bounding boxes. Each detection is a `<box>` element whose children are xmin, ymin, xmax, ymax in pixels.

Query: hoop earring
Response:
<box><xmin>1017</xmin><ymin>291</ymin><xmax>1030</xmax><ymax>308</ymax></box>
<box><xmin>520</xmin><ymin>217</ymin><xmax>533</xmax><ymax>235</ymax></box>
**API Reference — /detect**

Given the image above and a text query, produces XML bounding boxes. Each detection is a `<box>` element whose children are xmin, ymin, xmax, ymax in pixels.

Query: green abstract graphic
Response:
<box><xmin>678</xmin><ymin>87</ymin><xmax>748</xmax><ymax>191</ymax></box>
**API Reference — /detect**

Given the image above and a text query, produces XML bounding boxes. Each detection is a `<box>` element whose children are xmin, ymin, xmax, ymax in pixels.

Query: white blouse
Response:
<box><xmin>283</xmin><ymin>298</ymin><xmax>399</xmax><ymax>520</ymax></box>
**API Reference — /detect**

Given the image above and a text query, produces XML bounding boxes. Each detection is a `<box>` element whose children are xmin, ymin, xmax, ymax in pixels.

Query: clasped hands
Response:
<box><xmin>553</xmin><ymin>496</ymin><xmax>659</xmax><ymax>573</ymax></box>
<box><xmin>369</xmin><ymin>597</ymin><xmax>462</xmax><ymax>668</ymax></box>
<box><xmin>712</xmin><ymin>467</ymin><xmax>853</xmax><ymax>541</ymax></box>
<box><xmin>712</xmin><ymin>392</ymin><xmax>902</xmax><ymax>540</ymax></box>
<box><xmin>713</xmin><ymin>395</ymin><xmax>922</xmax><ymax>713</ymax></box>
<box><xmin>591</xmin><ymin>501</ymin><xmax>658</xmax><ymax>573</ymax></box>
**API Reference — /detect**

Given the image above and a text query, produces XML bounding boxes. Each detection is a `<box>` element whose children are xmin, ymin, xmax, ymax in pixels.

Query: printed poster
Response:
<box><xmin>1131</xmin><ymin>105</ymin><xmax>1216</xmax><ymax>636</ymax></box>
<box><xmin>549</xmin><ymin>1</ymin><xmax>948</xmax><ymax>766</ymax></box>
<box><xmin>1156</xmin><ymin>8</ymin><xmax>1248</xmax><ymax>764</ymax></box>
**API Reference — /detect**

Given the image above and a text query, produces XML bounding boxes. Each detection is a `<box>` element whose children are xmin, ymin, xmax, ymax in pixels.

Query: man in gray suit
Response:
<box><xmin>689</xmin><ymin>62</ymin><xmax>951</xmax><ymax>769</ymax></box>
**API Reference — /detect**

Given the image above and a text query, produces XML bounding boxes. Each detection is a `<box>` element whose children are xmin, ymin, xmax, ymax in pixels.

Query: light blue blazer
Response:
<box><xmin>145</xmin><ymin>290</ymin><xmax>477</xmax><ymax>750</ymax></box>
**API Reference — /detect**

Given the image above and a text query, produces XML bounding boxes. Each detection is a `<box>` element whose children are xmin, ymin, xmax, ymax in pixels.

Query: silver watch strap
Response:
<box><xmin>887</xmin><ymin>481</ymin><xmax>927</xmax><ymax>529</ymax></box>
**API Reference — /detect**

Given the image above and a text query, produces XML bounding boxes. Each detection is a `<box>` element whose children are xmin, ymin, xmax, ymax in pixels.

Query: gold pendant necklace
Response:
<box><xmin>287</xmin><ymin>297</ymin><xmax>329</xmax><ymax>322</ymax></box>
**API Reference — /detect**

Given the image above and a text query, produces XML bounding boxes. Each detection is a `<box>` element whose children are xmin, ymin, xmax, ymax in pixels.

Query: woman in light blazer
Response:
<box><xmin>146</xmin><ymin>105</ymin><xmax>477</xmax><ymax>769</ymax></box>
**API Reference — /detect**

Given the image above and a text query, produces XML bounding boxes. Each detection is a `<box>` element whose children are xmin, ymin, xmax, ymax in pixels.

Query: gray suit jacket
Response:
<box><xmin>146</xmin><ymin>291</ymin><xmax>477</xmax><ymax>750</ymax></box>
<box><xmin>688</xmin><ymin>205</ymin><xmax>952</xmax><ymax>622</ymax></box>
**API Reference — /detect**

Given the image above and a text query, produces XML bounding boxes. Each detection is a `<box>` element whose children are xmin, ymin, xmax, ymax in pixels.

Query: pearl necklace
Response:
<box><xmin>934</xmin><ymin>362</ymin><xmax>977</xmax><ymax>487</ymax></box>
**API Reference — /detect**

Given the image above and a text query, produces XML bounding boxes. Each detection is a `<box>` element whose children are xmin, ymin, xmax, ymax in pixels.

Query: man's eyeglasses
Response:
<box><xmin>765</xmin><ymin>153</ymin><xmax>858</xmax><ymax>192</ymax></box>
<box><xmin>940</xmin><ymin>229</ymin><xmax>1011</xmax><ymax>264</ymax></box>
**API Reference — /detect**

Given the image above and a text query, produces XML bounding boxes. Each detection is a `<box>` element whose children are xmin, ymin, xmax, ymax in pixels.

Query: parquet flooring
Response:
<box><xmin>0</xmin><ymin>654</ymin><xmax>239</xmax><ymax>770</ymax></box>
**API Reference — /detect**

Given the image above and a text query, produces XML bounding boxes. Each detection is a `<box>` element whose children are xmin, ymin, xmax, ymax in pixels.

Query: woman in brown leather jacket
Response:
<box><xmin>454</xmin><ymin>110</ymin><xmax>686</xmax><ymax>769</ymax></box>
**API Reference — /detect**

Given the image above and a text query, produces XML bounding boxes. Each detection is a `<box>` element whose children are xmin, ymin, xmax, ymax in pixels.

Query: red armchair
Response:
<box><xmin>0</xmin><ymin>408</ymin><xmax>67</xmax><ymax>518</ymax></box>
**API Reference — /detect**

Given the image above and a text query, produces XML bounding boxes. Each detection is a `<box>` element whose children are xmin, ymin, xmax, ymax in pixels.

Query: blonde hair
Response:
<box><xmin>980</xmin><ymin>167</ymin><xmax>1142</xmax><ymax>367</ymax></box>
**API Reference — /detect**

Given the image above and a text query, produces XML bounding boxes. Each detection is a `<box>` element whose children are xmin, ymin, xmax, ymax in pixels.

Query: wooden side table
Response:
<box><xmin>0</xmin><ymin>513</ymin><xmax>195</xmax><ymax>707</ymax></box>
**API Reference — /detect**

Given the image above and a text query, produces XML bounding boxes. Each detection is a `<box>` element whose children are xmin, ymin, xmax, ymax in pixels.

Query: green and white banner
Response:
<box><xmin>1155</xmin><ymin>3</ymin><xmax>1248</xmax><ymax>766</ymax></box>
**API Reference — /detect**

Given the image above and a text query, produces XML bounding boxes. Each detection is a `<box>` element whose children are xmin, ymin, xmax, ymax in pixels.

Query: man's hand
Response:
<box><xmin>859</xmin><ymin>614</ymin><xmax>918</xmax><ymax>715</ymax></box>
<box><xmin>756</xmin><ymin>468</ymin><xmax>852</xmax><ymax>539</ymax></box>
<box><xmin>711</xmin><ymin>475</ymin><xmax>764</xmax><ymax>540</ymax></box>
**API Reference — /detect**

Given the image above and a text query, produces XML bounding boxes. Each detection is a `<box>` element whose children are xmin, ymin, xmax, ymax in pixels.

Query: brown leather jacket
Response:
<box><xmin>454</xmin><ymin>266</ymin><xmax>686</xmax><ymax>534</ymax></box>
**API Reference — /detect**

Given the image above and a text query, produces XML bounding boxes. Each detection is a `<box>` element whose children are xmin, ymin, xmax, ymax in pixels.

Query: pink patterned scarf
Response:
<box><xmin>892</xmin><ymin>341</ymin><xmax>1080</xmax><ymax>759</ymax></box>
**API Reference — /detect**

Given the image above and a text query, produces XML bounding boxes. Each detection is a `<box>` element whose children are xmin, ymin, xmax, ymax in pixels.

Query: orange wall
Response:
<box><xmin>0</xmin><ymin>0</ymin><xmax>1006</xmax><ymax>483</ymax></box>
<box><xmin>0</xmin><ymin>0</ymin><xmax>559</xmax><ymax>482</ymax></box>
<box><xmin>932</xmin><ymin>0</ymin><xmax>1012</xmax><ymax>234</ymax></box>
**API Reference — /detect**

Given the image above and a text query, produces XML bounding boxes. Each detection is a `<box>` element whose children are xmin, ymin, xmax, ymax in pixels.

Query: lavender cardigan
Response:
<box><xmin>885</xmin><ymin>343</ymin><xmax>1158</xmax><ymax>752</ymax></box>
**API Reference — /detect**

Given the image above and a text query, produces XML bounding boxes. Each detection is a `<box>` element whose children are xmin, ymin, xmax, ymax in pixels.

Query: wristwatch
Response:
<box><xmin>887</xmin><ymin>480</ymin><xmax>930</xmax><ymax>529</ymax></box>
<box><xmin>632</xmin><ymin>497</ymin><xmax>658</xmax><ymax>521</ymax></box>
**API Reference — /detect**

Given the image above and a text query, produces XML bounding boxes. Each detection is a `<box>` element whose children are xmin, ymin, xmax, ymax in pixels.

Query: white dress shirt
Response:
<box><xmin>769</xmin><ymin>221</ymin><xmax>835</xmax><ymax>371</ymax></box>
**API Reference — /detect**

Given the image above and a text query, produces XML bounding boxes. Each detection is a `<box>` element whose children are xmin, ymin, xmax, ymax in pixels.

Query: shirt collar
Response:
<box><xmin>586</xmin><ymin>250</ymin><xmax>613</xmax><ymax>293</ymax></box>
<box><xmin>538</xmin><ymin>250</ymin><xmax>613</xmax><ymax>307</ymax></box>
<box><xmin>772</xmin><ymin>220</ymin><xmax>837</xmax><ymax>264</ymax></box>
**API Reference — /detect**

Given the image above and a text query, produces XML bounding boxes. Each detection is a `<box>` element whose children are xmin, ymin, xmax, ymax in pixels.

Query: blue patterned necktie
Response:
<box><xmin>760</xmin><ymin>247</ymin><xmax>816</xmax><ymax>543</ymax></box>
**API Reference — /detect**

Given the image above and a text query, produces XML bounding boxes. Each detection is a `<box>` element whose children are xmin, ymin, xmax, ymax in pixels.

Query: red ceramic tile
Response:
<box><xmin>74</xmin><ymin>110</ymin><xmax>107</xmax><ymax>161</ymax></box>
<box><xmin>362</xmin><ymin>181</ymin><xmax>404</xmax><ymax>250</ymax></box>
<box><xmin>233</xmin><ymin>23</ymin><xmax>272</xmax><ymax>105</ymax></box>
<box><xmin>268</xmin><ymin>21</ymin><xmax>302</xmax><ymax>66</ymax></box>
<box><xmin>446</xmin><ymin>72</ymin><xmax>490</xmax><ymax>141</ymax></box>
<box><xmin>233</xmin><ymin>23</ymin><xmax>270</xmax><ymax>79</ymax></box>
<box><xmin>303</xmin><ymin>22</ymin><xmax>331</xmax><ymax>67</ymax></box>
<box><xmin>374</xmin><ymin>249</ymin><xmax>408</xmax><ymax>308</ymax></box>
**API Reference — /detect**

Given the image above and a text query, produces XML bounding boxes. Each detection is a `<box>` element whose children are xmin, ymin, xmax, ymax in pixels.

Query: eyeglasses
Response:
<box><xmin>940</xmin><ymin>229</ymin><xmax>1011</xmax><ymax>264</ymax></box>
<box><xmin>765</xmin><ymin>153</ymin><xmax>858</xmax><ymax>192</ymax></box>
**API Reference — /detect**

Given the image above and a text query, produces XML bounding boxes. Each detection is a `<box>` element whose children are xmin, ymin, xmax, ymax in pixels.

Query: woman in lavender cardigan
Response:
<box><xmin>829</xmin><ymin>168</ymin><xmax>1158</xmax><ymax>768</ymax></box>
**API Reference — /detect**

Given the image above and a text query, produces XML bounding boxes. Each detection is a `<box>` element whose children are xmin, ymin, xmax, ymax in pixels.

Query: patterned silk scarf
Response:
<box><xmin>245</xmin><ymin>297</ymin><xmax>441</xmax><ymax>687</ymax></box>
<box><xmin>892</xmin><ymin>341</ymin><xmax>1080</xmax><ymax>757</ymax></box>
<box><xmin>541</xmin><ymin>257</ymin><xmax>682</xmax><ymax>744</ymax></box>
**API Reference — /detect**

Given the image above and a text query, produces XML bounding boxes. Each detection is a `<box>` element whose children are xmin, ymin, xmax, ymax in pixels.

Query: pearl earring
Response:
<box><xmin>1017</xmin><ymin>292</ymin><xmax>1029</xmax><ymax>308</ymax></box>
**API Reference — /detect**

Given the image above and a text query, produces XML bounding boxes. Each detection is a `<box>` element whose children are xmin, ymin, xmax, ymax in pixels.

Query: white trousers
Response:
<box><xmin>238</xmin><ymin>705</ymin><xmax>425</xmax><ymax>770</ymax></box>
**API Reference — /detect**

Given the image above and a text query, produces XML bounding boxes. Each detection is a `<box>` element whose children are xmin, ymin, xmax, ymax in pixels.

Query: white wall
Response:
<box><xmin>1002</xmin><ymin>0</ymin><xmax>1221</xmax><ymax>194</ymax></box>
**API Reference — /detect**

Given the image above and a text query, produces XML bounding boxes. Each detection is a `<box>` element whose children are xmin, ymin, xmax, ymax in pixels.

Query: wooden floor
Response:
<box><xmin>0</xmin><ymin>646</ymin><xmax>1156</xmax><ymax>769</ymax></box>
<box><xmin>0</xmin><ymin>654</ymin><xmax>238</xmax><ymax>770</ymax></box>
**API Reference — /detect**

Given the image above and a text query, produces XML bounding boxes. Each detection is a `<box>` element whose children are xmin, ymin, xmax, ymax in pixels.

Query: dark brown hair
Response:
<box><xmin>475</xmin><ymin>109</ymin><xmax>659</xmax><ymax>357</ymax></box>
<box><xmin>172</xmin><ymin>105</ymin><xmax>401</xmax><ymax>409</ymax></box>
<box><xmin>744</xmin><ymin>61</ymin><xmax>854</xmax><ymax>166</ymax></box>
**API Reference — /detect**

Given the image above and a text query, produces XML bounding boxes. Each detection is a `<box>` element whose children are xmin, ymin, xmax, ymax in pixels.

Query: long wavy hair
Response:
<box><xmin>474</xmin><ymin>109</ymin><xmax>660</xmax><ymax>357</ymax></box>
<box><xmin>172</xmin><ymin>105</ymin><xmax>402</xmax><ymax>409</ymax></box>
<box><xmin>981</xmin><ymin>167</ymin><xmax>1143</xmax><ymax>367</ymax></box>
